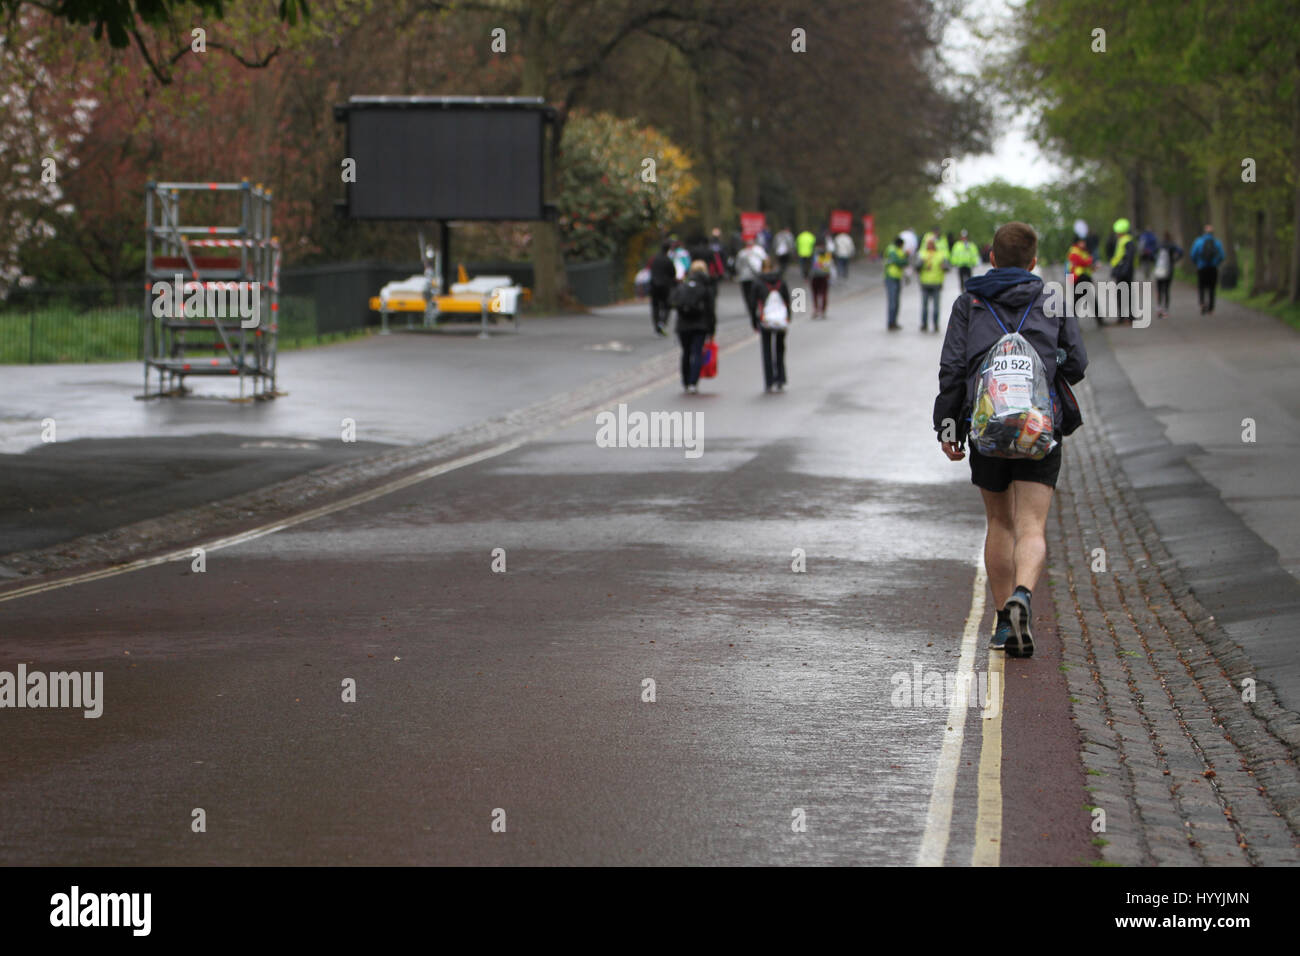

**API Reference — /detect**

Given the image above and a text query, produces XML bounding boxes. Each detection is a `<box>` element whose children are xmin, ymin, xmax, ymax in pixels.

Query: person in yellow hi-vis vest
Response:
<box><xmin>884</xmin><ymin>236</ymin><xmax>908</xmax><ymax>330</ymax></box>
<box><xmin>1107</xmin><ymin>217</ymin><xmax>1137</xmax><ymax>325</ymax></box>
<box><xmin>918</xmin><ymin>236</ymin><xmax>948</xmax><ymax>332</ymax></box>
<box><xmin>949</xmin><ymin>230</ymin><xmax>980</xmax><ymax>292</ymax></box>
<box><xmin>921</xmin><ymin>228</ymin><xmax>949</xmax><ymax>261</ymax></box>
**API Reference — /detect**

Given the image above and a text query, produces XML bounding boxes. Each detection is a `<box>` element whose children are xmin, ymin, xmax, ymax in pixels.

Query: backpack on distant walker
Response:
<box><xmin>1153</xmin><ymin>247</ymin><xmax>1171</xmax><ymax>280</ymax></box>
<box><xmin>969</xmin><ymin>298</ymin><xmax>1058</xmax><ymax>460</ymax></box>
<box><xmin>670</xmin><ymin>277</ymin><xmax>711</xmax><ymax>315</ymax></box>
<box><xmin>758</xmin><ymin>282</ymin><xmax>789</xmax><ymax>330</ymax></box>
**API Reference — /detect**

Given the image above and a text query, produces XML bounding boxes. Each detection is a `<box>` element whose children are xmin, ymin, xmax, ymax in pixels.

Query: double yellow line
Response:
<box><xmin>915</xmin><ymin>551</ymin><xmax>1006</xmax><ymax>866</ymax></box>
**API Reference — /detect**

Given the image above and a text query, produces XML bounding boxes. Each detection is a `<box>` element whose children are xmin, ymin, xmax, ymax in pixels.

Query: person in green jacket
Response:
<box><xmin>918</xmin><ymin>236</ymin><xmax>948</xmax><ymax>332</ymax></box>
<box><xmin>796</xmin><ymin>229</ymin><xmax>817</xmax><ymax>278</ymax></box>
<box><xmin>884</xmin><ymin>236</ymin><xmax>908</xmax><ymax>330</ymax></box>
<box><xmin>949</xmin><ymin>229</ymin><xmax>980</xmax><ymax>292</ymax></box>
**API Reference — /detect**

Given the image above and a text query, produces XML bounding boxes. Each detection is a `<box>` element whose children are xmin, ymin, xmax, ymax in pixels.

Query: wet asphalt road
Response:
<box><xmin>0</xmin><ymin>272</ymin><xmax>1087</xmax><ymax>865</ymax></box>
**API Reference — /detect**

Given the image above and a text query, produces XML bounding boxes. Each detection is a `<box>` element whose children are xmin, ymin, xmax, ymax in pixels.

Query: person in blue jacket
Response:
<box><xmin>1189</xmin><ymin>224</ymin><xmax>1225</xmax><ymax>314</ymax></box>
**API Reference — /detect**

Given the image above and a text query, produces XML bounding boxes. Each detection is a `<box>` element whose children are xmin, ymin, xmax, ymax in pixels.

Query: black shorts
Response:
<box><xmin>969</xmin><ymin>443</ymin><xmax>1062</xmax><ymax>493</ymax></box>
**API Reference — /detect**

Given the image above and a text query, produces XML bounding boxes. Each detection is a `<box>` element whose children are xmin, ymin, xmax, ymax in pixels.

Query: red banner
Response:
<box><xmin>863</xmin><ymin>214</ymin><xmax>877</xmax><ymax>255</ymax></box>
<box><xmin>740</xmin><ymin>212</ymin><xmax>766</xmax><ymax>241</ymax></box>
<box><xmin>829</xmin><ymin>209</ymin><xmax>852</xmax><ymax>234</ymax></box>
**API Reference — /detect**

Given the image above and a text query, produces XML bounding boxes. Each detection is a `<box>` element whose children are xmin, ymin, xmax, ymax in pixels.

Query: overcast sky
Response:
<box><xmin>936</xmin><ymin>0</ymin><xmax>1064</xmax><ymax>204</ymax></box>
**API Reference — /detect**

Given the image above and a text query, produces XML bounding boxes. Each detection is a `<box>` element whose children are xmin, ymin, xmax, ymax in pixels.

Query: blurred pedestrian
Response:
<box><xmin>751</xmin><ymin>257</ymin><xmax>792</xmax><ymax>392</ymax></box>
<box><xmin>918</xmin><ymin>236</ymin><xmax>947</xmax><ymax>331</ymax></box>
<box><xmin>950</xmin><ymin>230</ymin><xmax>980</xmax><ymax>292</ymax></box>
<box><xmin>832</xmin><ymin>230</ymin><xmax>855</xmax><ymax>278</ymax></box>
<box><xmin>884</xmin><ymin>236</ymin><xmax>907</xmax><ymax>330</ymax></box>
<box><xmin>670</xmin><ymin>237</ymin><xmax>690</xmax><ymax>279</ymax></box>
<box><xmin>708</xmin><ymin>228</ymin><xmax>727</xmax><ymax>279</ymax></box>
<box><xmin>735</xmin><ymin>234</ymin><xmax>766</xmax><ymax>326</ymax></box>
<box><xmin>774</xmin><ymin>227</ymin><xmax>795</xmax><ymax>274</ymax></box>
<box><xmin>1153</xmin><ymin>231</ymin><xmax>1183</xmax><ymax>318</ymax></box>
<box><xmin>1137</xmin><ymin>227</ymin><xmax>1159</xmax><ymax>281</ymax></box>
<box><xmin>796</xmin><ymin>227</ymin><xmax>816</xmax><ymax>278</ymax></box>
<box><xmin>648</xmin><ymin>240</ymin><xmax>677</xmax><ymax>336</ymax></box>
<box><xmin>672</xmin><ymin>260</ymin><xmax>717</xmax><ymax>394</ymax></box>
<box><xmin>1108</xmin><ymin>218</ymin><xmax>1137</xmax><ymax>322</ymax></box>
<box><xmin>1190</xmin><ymin>225</ymin><xmax>1225</xmax><ymax>314</ymax></box>
<box><xmin>810</xmin><ymin>243</ymin><xmax>833</xmax><ymax>318</ymax></box>
<box><xmin>1067</xmin><ymin>235</ymin><xmax>1097</xmax><ymax>326</ymax></box>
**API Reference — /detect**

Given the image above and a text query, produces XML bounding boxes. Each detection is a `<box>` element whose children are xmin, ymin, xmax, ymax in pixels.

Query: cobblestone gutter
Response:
<box><xmin>1049</xmin><ymin>376</ymin><xmax>1300</xmax><ymax>865</ymax></box>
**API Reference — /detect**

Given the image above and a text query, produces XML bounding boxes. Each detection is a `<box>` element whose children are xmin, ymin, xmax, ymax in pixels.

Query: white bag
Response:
<box><xmin>1153</xmin><ymin>247</ymin><xmax>1171</xmax><ymax>280</ymax></box>
<box><xmin>759</xmin><ymin>285</ymin><xmax>789</xmax><ymax>330</ymax></box>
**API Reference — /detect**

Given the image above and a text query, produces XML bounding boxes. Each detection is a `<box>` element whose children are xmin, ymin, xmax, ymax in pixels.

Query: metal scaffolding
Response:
<box><xmin>141</xmin><ymin>181</ymin><xmax>281</xmax><ymax>400</ymax></box>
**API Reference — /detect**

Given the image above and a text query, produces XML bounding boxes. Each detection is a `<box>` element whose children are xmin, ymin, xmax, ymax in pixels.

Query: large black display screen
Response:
<box><xmin>342</xmin><ymin>98</ymin><xmax>547</xmax><ymax>220</ymax></box>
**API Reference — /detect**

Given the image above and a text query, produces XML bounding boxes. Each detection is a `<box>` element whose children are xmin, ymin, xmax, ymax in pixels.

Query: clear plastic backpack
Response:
<box><xmin>969</xmin><ymin>299</ymin><xmax>1058</xmax><ymax>460</ymax></box>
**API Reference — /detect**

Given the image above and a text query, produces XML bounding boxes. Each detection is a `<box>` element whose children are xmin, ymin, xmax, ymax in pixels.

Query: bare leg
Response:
<box><xmin>1010</xmin><ymin>480</ymin><xmax>1054</xmax><ymax>592</ymax></box>
<box><xmin>979</xmin><ymin>488</ymin><xmax>1016</xmax><ymax>608</ymax></box>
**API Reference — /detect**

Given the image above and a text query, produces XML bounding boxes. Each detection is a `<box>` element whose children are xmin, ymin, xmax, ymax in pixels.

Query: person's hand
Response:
<box><xmin>941</xmin><ymin>441</ymin><xmax>965</xmax><ymax>461</ymax></box>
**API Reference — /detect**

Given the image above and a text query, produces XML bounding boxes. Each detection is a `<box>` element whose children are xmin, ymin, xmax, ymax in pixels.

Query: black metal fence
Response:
<box><xmin>1</xmin><ymin>259</ymin><xmax>616</xmax><ymax>364</ymax></box>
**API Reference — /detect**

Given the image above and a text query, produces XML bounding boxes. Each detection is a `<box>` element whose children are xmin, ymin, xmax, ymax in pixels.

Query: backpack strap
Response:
<box><xmin>974</xmin><ymin>295</ymin><xmax>1035</xmax><ymax>334</ymax></box>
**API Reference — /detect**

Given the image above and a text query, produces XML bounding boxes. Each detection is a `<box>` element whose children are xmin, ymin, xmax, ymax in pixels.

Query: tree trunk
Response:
<box><xmin>1291</xmin><ymin>98</ymin><xmax>1300</xmax><ymax>303</ymax></box>
<box><xmin>735</xmin><ymin>116</ymin><xmax>760</xmax><ymax>211</ymax></box>
<box><xmin>1251</xmin><ymin>209</ymin><xmax>1267</xmax><ymax>295</ymax></box>
<box><xmin>521</xmin><ymin>4</ymin><xmax>569</xmax><ymax>312</ymax></box>
<box><xmin>1129</xmin><ymin>162</ymin><xmax>1146</xmax><ymax>231</ymax></box>
<box><xmin>1171</xmin><ymin>191</ymin><xmax>1191</xmax><ymax>255</ymax></box>
<box><xmin>688</xmin><ymin>64</ymin><xmax>718</xmax><ymax>233</ymax></box>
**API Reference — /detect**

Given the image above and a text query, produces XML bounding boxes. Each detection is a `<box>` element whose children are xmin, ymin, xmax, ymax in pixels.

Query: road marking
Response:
<box><xmin>915</xmin><ymin>550</ymin><xmax>987</xmax><ymax>866</ymax></box>
<box><xmin>972</xmin><ymin>647</ymin><xmax>1005</xmax><ymax>866</ymax></box>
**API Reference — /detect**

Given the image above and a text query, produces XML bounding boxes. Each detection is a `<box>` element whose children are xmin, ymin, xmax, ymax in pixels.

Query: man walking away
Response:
<box><xmin>832</xmin><ymin>230</ymin><xmax>855</xmax><ymax>278</ymax></box>
<box><xmin>884</xmin><ymin>236</ymin><xmax>907</xmax><ymax>330</ymax></box>
<box><xmin>796</xmin><ymin>228</ymin><xmax>816</xmax><ymax>278</ymax></box>
<box><xmin>1190</xmin><ymin>225</ymin><xmax>1225</xmax><ymax>314</ymax></box>
<box><xmin>673</xmin><ymin>260</ymin><xmax>717</xmax><ymax>394</ymax></box>
<box><xmin>918</xmin><ymin>236</ymin><xmax>947</xmax><ymax>331</ymax></box>
<box><xmin>648</xmin><ymin>241</ymin><xmax>677</xmax><ymax>336</ymax></box>
<box><xmin>1153</xmin><ymin>231</ymin><xmax>1183</xmax><ymax>318</ymax></box>
<box><xmin>933</xmin><ymin>222</ymin><xmax>1089</xmax><ymax>658</ymax></box>
<box><xmin>950</xmin><ymin>230</ymin><xmax>979</xmax><ymax>292</ymax></box>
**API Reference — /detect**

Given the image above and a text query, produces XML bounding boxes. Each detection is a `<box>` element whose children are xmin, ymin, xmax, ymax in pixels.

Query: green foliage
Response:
<box><xmin>1004</xmin><ymin>0</ymin><xmax>1300</xmax><ymax>293</ymax></box>
<box><xmin>556</xmin><ymin>110</ymin><xmax>698</xmax><ymax>263</ymax></box>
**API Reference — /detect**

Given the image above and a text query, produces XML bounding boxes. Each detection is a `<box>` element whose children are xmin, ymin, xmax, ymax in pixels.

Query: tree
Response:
<box><xmin>556</xmin><ymin>110</ymin><xmax>697</xmax><ymax>261</ymax></box>
<box><xmin>0</xmin><ymin>13</ymin><xmax>95</xmax><ymax>296</ymax></box>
